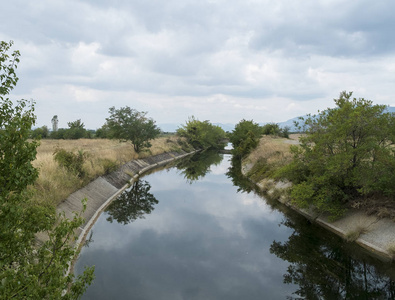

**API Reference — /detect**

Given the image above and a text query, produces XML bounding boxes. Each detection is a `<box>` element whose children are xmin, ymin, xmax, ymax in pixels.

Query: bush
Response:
<box><xmin>282</xmin><ymin>91</ymin><xmax>395</xmax><ymax>218</ymax></box>
<box><xmin>177</xmin><ymin>116</ymin><xmax>227</xmax><ymax>150</ymax></box>
<box><xmin>54</xmin><ymin>148</ymin><xmax>87</xmax><ymax>178</ymax></box>
<box><xmin>229</xmin><ymin>119</ymin><xmax>261</xmax><ymax>158</ymax></box>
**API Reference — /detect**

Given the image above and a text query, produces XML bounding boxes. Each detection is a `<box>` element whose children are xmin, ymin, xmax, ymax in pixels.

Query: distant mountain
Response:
<box><xmin>278</xmin><ymin>116</ymin><xmax>307</xmax><ymax>132</ymax></box>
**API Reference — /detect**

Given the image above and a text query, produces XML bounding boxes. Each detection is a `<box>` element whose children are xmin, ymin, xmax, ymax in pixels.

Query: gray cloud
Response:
<box><xmin>2</xmin><ymin>0</ymin><xmax>395</xmax><ymax>129</ymax></box>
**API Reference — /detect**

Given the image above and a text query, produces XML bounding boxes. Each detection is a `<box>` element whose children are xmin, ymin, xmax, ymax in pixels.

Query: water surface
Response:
<box><xmin>75</xmin><ymin>153</ymin><xmax>394</xmax><ymax>299</ymax></box>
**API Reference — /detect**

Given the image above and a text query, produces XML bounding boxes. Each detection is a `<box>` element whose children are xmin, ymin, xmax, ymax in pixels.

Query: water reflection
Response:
<box><xmin>226</xmin><ymin>157</ymin><xmax>257</xmax><ymax>193</ymax></box>
<box><xmin>176</xmin><ymin>150</ymin><xmax>223</xmax><ymax>183</ymax></box>
<box><xmin>75</xmin><ymin>153</ymin><xmax>395</xmax><ymax>299</ymax></box>
<box><xmin>269</xmin><ymin>213</ymin><xmax>395</xmax><ymax>299</ymax></box>
<box><xmin>227</xmin><ymin>155</ymin><xmax>395</xmax><ymax>299</ymax></box>
<box><xmin>106</xmin><ymin>179</ymin><xmax>158</xmax><ymax>225</ymax></box>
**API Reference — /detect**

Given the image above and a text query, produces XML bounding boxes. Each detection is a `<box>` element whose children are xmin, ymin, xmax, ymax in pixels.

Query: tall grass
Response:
<box><xmin>244</xmin><ymin>135</ymin><xmax>298</xmax><ymax>182</ymax></box>
<box><xmin>31</xmin><ymin>136</ymin><xmax>187</xmax><ymax>206</ymax></box>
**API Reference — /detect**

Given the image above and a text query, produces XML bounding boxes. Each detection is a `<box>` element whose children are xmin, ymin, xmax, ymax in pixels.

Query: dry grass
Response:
<box><xmin>31</xmin><ymin>136</ymin><xmax>186</xmax><ymax>206</ymax></box>
<box><xmin>246</xmin><ymin>135</ymin><xmax>297</xmax><ymax>170</ymax></box>
<box><xmin>242</xmin><ymin>135</ymin><xmax>298</xmax><ymax>184</ymax></box>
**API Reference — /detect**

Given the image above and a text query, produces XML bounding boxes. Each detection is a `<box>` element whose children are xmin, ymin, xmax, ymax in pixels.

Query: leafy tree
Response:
<box><xmin>262</xmin><ymin>122</ymin><xmax>290</xmax><ymax>138</ymax></box>
<box><xmin>281</xmin><ymin>91</ymin><xmax>395</xmax><ymax>218</ymax></box>
<box><xmin>105</xmin><ymin>106</ymin><xmax>161</xmax><ymax>153</ymax></box>
<box><xmin>0</xmin><ymin>40</ymin><xmax>94</xmax><ymax>298</ymax></box>
<box><xmin>176</xmin><ymin>116</ymin><xmax>227</xmax><ymax>150</ymax></box>
<box><xmin>95</xmin><ymin>123</ymin><xmax>110</xmax><ymax>138</ymax></box>
<box><xmin>229</xmin><ymin>119</ymin><xmax>261</xmax><ymax>158</ymax></box>
<box><xmin>30</xmin><ymin>125</ymin><xmax>49</xmax><ymax>139</ymax></box>
<box><xmin>50</xmin><ymin>127</ymin><xmax>67</xmax><ymax>139</ymax></box>
<box><xmin>64</xmin><ymin>119</ymin><xmax>88</xmax><ymax>139</ymax></box>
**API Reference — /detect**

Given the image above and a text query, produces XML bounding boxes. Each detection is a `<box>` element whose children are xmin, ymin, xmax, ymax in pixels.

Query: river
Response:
<box><xmin>75</xmin><ymin>151</ymin><xmax>394</xmax><ymax>299</ymax></box>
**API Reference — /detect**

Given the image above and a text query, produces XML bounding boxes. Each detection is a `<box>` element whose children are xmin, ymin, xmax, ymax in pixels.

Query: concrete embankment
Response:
<box><xmin>37</xmin><ymin>150</ymin><xmax>196</xmax><ymax>249</ymax></box>
<box><xmin>241</xmin><ymin>164</ymin><xmax>395</xmax><ymax>265</ymax></box>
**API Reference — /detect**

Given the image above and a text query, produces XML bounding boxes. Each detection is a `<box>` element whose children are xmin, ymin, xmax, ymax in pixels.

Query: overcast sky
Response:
<box><xmin>2</xmin><ymin>0</ymin><xmax>395</xmax><ymax>129</ymax></box>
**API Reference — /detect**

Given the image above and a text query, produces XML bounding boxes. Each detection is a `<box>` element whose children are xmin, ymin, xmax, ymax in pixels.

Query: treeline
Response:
<box><xmin>30</xmin><ymin>120</ymin><xmax>95</xmax><ymax>139</ymax></box>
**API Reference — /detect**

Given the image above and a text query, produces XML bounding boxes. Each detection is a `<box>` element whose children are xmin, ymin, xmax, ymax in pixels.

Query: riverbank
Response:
<box><xmin>241</xmin><ymin>135</ymin><xmax>395</xmax><ymax>264</ymax></box>
<box><xmin>36</xmin><ymin>150</ymin><xmax>197</xmax><ymax>250</ymax></box>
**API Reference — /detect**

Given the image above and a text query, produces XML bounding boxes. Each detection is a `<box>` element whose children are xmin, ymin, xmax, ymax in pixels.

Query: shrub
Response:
<box><xmin>54</xmin><ymin>148</ymin><xmax>87</xmax><ymax>178</ymax></box>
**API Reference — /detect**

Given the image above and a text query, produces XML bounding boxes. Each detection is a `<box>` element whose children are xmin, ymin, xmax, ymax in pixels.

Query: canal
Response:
<box><xmin>75</xmin><ymin>151</ymin><xmax>394</xmax><ymax>299</ymax></box>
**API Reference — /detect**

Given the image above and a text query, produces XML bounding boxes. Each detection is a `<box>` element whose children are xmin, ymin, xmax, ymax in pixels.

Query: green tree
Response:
<box><xmin>30</xmin><ymin>125</ymin><xmax>49</xmax><ymax>139</ymax></box>
<box><xmin>229</xmin><ymin>119</ymin><xmax>261</xmax><ymax>158</ymax></box>
<box><xmin>64</xmin><ymin>119</ymin><xmax>88</xmax><ymax>139</ymax></box>
<box><xmin>105</xmin><ymin>106</ymin><xmax>161</xmax><ymax>153</ymax></box>
<box><xmin>0</xmin><ymin>40</ymin><xmax>94</xmax><ymax>298</ymax></box>
<box><xmin>282</xmin><ymin>91</ymin><xmax>395</xmax><ymax>217</ymax></box>
<box><xmin>176</xmin><ymin>116</ymin><xmax>227</xmax><ymax>150</ymax></box>
<box><xmin>262</xmin><ymin>122</ymin><xmax>290</xmax><ymax>138</ymax></box>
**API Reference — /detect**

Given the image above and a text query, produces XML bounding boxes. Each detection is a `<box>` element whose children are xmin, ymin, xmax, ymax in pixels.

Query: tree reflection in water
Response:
<box><xmin>270</xmin><ymin>215</ymin><xmax>395</xmax><ymax>300</ymax></box>
<box><xmin>226</xmin><ymin>156</ymin><xmax>395</xmax><ymax>299</ymax></box>
<box><xmin>176</xmin><ymin>150</ymin><xmax>223</xmax><ymax>184</ymax></box>
<box><xmin>226</xmin><ymin>157</ymin><xmax>257</xmax><ymax>193</ymax></box>
<box><xmin>105</xmin><ymin>179</ymin><xmax>158</xmax><ymax>225</ymax></box>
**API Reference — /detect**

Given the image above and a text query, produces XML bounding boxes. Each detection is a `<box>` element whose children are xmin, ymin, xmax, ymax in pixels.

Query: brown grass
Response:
<box><xmin>31</xmin><ymin>136</ymin><xmax>186</xmax><ymax>206</ymax></box>
<box><xmin>246</xmin><ymin>135</ymin><xmax>297</xmax><ymax>169</ymax></box>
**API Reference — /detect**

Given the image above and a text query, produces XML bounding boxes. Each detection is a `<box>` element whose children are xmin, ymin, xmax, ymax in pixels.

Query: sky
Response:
<box><xmin>2</xmin><ymin>0</ymin><xmax>395</xmax><ymax>130</ymax></box>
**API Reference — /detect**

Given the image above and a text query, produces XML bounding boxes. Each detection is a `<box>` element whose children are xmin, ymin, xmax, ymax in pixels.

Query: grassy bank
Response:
<box><xmin>242</xmin><ymin>134</ymin><xmax>298</xmax><ymax>182</ymax></box>
<box><xmin>31</xmin><ymin>136</ymin><xmax>192</xmax><ymax>206</ymax></box>
<box><xmin>242</xmin><ymin>134</ymin><xmax>395</xmax><ymax>221</ymax></box>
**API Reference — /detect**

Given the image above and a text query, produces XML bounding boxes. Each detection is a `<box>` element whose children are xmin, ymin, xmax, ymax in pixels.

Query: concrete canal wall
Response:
<box><xmin>37</xmin><ymin>150</ymin><xmax>197</xmax><ymax>250</ymax></box>
<box><xmin>241</xmin><ymin>164</ymin><xmax>395</xmax><ymax>265</ymax></box>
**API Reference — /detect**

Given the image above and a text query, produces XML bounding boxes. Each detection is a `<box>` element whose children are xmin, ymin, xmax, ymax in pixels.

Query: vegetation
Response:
<box><xmin>30</xmin><ymin>125</ymin><xmax>50</xmax><ymax>139</ymax></box>
<box><xmin>32</xmin><ymin>136</ymin><xmax>187</xmax><ymax>206</ymax></box>
<box><xmin>229</xmin><ymin>119</ymin><xmax>261</xmax><ymax>158</ymax></box>
<box><xmin>278</xmin><ymin>91</ymin><xmax>395</xmax><ymax>218</ymax></box>
<box><xmin>54</xmin><ymin>148</ymin><xmax>87</xmax><ymax>178</ymax></box>
<box><xmin>105</xmin><ymin>106</ymin><xmax>161</xmax><ymax>153</ymax></box>
<box><xmin>261</xmin><ymin>122</ymin><xmax>290</xmax><ymax>138</ymax></box>
<box><xmin>176</xmin><ymin>116</ymin><xmax>227</xmax><ymax>150</ymax></box>
<box><xmin>0</xmin><ymin>40</ymin><xmax>94</xmax><ymax>298</ymax></box>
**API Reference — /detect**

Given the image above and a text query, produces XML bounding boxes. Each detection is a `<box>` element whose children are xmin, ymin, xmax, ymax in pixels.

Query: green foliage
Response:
<box><xmin>262</xmin><ymin>122</ymin><xmax>290</xmax><ymax>138</ymax></box>
<box><xmin>0</xmin><ymin>41</ymin><xmax>94</xmax><ymax>297</ymax></box>
<box><xmin>54</xmin><ymin>148</ymin><xmax>87</xmax><ymax>178</ymax></box>
<box><xmin>99</xmin><ymin>158</ymin><xmax>119</xmax><ymax>174</ymax></box>
<box><xmin>50</xmin><ymin>127</ymin><xmax>67</xmax><ymax>139</ymax></box>
<box><xmin>30</xmin><ymin>125</ymin><xmax>49</xmax><ymax>139</ymax></box>
<box><xmin>229</xmin><ymin>119</ymin><xmax>261</xmax><ymax>157</ymax></box>
<box><xmin>283</xmin><ymin>91</ymin><xmax>395</xmax><ymax>218</ymax></box>
<box><xmin>176</xmin><ymin>116</ymin><xmax>227</xmax><ymax>150</ymax></box>
<box><xmin>64</xmin><ymin>119</ymin><xmax>88</xmax><ymax>139</ymax></box>
<box><xmin>105</xmin><ymin>106</ymin><xmax>161</xmax><ymax>153</ymax></box>
<box><xmin>95</xmin><ymin>123</ymin><xmax>110</xmax><ymax>138</ymax></box>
